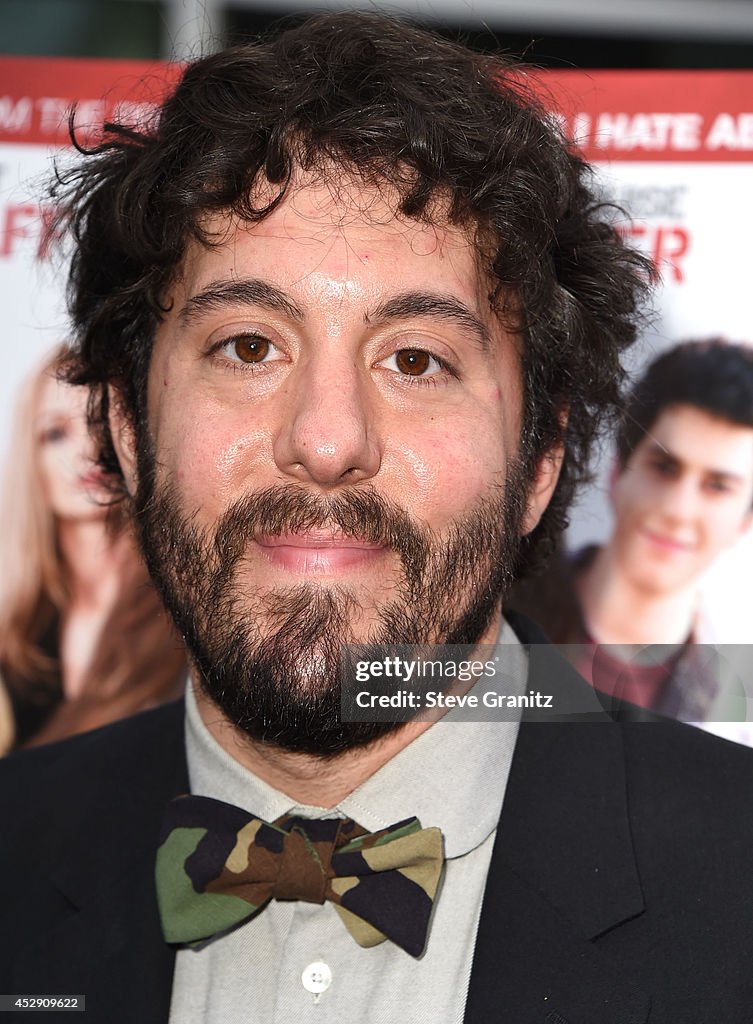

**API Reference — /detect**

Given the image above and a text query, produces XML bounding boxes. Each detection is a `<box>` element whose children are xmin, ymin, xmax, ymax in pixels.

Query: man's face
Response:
<box><xmin>611</xmin><ymin>403</ymin><xmax>753</xmax><ymax>596</ymax></box>
<box><xmin>113</xmin><ymin>177</ymin><xmax>558</xmax><ymax>754</ymax></box>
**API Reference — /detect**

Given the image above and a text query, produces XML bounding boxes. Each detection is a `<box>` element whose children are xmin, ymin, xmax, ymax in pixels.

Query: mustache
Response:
<box><xmin>212</xmin><ymin>484</ymin><xmax>431</xmax><ymax>578</ymax></box>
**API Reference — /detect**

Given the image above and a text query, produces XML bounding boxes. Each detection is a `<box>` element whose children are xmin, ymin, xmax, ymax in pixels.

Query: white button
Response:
<box><xmin>301</xmin><ymin>961</ymin><xmax>333</xmax><ymax>994</ymax></box>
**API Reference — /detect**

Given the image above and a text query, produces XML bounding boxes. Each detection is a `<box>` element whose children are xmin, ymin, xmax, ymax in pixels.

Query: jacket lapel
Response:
<box><xmin>11</xmin><ymin>701</ymin><xmax>188</xmax><ymax>1023</ymax></box>
<box><xmin>465</xmin><ymin>631</ymin><xmax>649</xmax><ymax>1024</ymax></box>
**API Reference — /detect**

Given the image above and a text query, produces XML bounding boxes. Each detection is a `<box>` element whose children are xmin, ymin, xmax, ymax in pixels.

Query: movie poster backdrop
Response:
<box><xmin>0</xmin><ymin>58</ymin><xmax>751</xmax><ymax>638</ymax></box>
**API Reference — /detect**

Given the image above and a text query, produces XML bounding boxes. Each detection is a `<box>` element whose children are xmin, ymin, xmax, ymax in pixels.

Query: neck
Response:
<box><xmin>578</xmin><ymin>545</ymin><xmax>698</xmax><ymax>647</ymax></box>
<box><xmin>193</xmin><ymin>610</ymin><xmax>504</xmax><ymax>806</ymax></box>
<box><xmin>57</xmin><ymin>517</ymin><xmax>126</xmax><ymax>608</ymax></box>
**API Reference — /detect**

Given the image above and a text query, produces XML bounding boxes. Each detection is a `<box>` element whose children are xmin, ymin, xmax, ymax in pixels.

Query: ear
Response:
<box><xmin>520</xmin><ymin>440</ymin><xmax>565</xmax><ymax>537</ymax></box>
<box><xmin>107</xmin><ymin>385</ymin><xmax>139</xmax><ymax>497</ymax></box>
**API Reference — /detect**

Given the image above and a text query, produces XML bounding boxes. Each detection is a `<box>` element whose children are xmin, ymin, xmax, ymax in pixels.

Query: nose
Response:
<box><xmin>657</xmin><ymin>473</ymin><xmax>700</xmax><ymax>525</ymax></box>
<box><xmin>273</xmin><ymin>357</ymin><xmax>381</xmax><ymax>488</ymax></box>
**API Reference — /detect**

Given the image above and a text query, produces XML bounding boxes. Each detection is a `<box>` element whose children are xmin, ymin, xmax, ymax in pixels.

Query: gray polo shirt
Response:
<box><xmin>168</xmin><ymin>622</ymin><xmax>525</xmax><ymax>1024</ymax></box>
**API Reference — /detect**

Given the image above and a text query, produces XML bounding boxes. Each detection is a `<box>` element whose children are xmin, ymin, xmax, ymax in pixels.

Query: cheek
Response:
<box><xmin>148</xmin><ymin>345</ymin><xmax>278</xmax><ymax>509</ymax></box>
<box><xmin>37</xmin><ymin>454</ymin><xmax>55</xmax><ymax>504</ymax></box>
<box><xmin>389</xmin><ymin>413</ymin><xmax>505</xmax><ymax>527</ymax></box>
<box><xmin>39</xmin><ymin>446</ymin><xmax>69</xmax><ymax>492</ymax></box>
<box><xmin>612</xmin><ymin>472</ymin><xmax>654</xmax><ymax>522</ymax></box>
<box><xmin>706</xmin><ymin>504</ymin><xmax>748</xmax><ymax>550</ymax></box>
<box><xmin>153</xmin><ymin>402</ymin><xmax>273</xmax><ymax>512</ymax></box>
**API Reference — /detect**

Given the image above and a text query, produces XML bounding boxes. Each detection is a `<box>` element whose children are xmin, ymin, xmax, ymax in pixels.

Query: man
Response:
<box><xmin>508</xmin><ymin>339</ymin><xmax>753</xmax><ymax>725</ymax></box>
<box><xmin>2</xmin><ymin>14</ymin><xmax>753</xmax><ymax>1024</ymax></box>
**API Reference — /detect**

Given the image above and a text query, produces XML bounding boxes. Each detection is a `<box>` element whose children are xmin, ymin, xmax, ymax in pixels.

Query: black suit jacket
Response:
<box><xmin>2</xmin><ymin>622</ymin><xmax>753</xmax><ymax>1023</ymax></box>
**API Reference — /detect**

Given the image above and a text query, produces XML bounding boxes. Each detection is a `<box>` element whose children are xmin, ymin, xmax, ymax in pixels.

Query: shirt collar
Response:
<box><xmin>185</xmin><ymin>617</ymin><xmax>526</xmax><ymax>859</ymax></box>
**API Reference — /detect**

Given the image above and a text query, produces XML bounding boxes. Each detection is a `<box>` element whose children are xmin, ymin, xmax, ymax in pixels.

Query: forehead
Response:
<box><xmin>637</xmin><ymin>403</ymin><xmax>753</xmax><ymax>477</ymax></box>
<box><xmin>36</xmin><ymin>374</ymin><xmax>87</xmax><ymax>422</ymax></box>
<box><xmin>178</xmin><ymin>176</ymin><xmax>489</xmax><ymax>308</ymax></box>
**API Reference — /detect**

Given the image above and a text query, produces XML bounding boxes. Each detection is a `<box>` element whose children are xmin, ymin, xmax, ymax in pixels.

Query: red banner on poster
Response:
<box><xmin>544</xmin><ymin>70</ymin><xmax>753</xmax><ymax>161</ymax></box>
<box><xmin>0</xmin><ymin>56</ymin><xmax>180</xmax><ymax>146</ymax></box>
<box><xmin>1</xmin><ymin>59</ymin><xmax>751</xmax><ymax>160</ymax></box>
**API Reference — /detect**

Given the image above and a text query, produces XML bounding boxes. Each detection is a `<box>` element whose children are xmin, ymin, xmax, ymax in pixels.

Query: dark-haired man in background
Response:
<box><xmin>509</xmin><ymin>339</ymin><xmax>753</xmax><ymax>727</ymax></box>
<box><xmin>2</xmin><ymin>14</ymin><xmax>753</xmax><ymax>1024</ymax></box>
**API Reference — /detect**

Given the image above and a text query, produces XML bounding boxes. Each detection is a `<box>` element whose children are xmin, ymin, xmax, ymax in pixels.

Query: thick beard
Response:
<box><xmin>133</xmin><ymin>437</ymin><xmax>527</xmax><ymax>757</ymax></box>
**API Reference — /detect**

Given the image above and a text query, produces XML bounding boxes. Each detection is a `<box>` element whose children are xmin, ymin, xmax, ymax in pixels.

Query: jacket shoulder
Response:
<box><xmin>621</xmin><ymin>714</ymin><xmax>753</xmax><ymax>826</ymax></box>
<box><xmin>0</xmin><ymin>700</ymin><xmax>186</xmax><ymax>866</ymax></box>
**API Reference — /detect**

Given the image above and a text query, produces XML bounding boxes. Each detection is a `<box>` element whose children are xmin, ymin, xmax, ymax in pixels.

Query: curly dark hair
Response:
<box><xmin>53</xmin><ymin>11</ymin><xmax>653</xmax><ymax>578</ymax></box>
<box><xmin>617</xmin><ymin>339</ymin><xmax>753</xmax><ymax>466</ymax></box>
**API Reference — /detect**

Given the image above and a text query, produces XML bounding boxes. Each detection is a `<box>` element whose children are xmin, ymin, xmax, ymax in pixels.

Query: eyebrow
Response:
<box><xmin>37</xmin><ymin>415</ymin><xmax>68</xmax><ymax>429</ymax></box>
<box><xmin>177</xmin><ymin>279</ymin><xmax>493</xmax><ymax>353</ymax></box>
<box><xmin>177</xmin><ymin>278</ymin><xmax>305</xmax><ymax>327</ymax></box>
<box><xmin>365</xmin><ymin>291</ymin><xmax>493</xmax><ymax>353</ymax></box>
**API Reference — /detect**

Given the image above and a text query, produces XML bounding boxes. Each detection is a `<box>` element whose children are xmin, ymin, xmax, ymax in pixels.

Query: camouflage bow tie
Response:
<box><xmin>156</xmin><ymin>794</ymin><xmax>445</xmax><ymax>957</ymax></box>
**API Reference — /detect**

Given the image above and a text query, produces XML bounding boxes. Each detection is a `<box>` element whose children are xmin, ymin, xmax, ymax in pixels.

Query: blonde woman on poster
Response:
<box><xmin>0</xmin><ymin>345</ymin><xmax>184</xmax><ymax>752</ymax></box>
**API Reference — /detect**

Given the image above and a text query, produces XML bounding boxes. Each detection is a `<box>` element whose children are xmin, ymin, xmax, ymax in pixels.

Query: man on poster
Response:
<box><xmin>509</xmin><ymin>339</ymin><xmax>753</xmax><ymax>728</ymax></box>
<box><xmin>1</xmin><ymin>13</ymin><xmax>753</xmax><ymax>1023</ymax></box>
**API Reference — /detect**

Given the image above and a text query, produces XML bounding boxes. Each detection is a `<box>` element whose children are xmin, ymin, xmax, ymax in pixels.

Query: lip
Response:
<box><xmin>256</xmin><ymin>531</ymin><xmax>387</xmax><ymax>572</ymax></box>
<box><xmin>78</xmin><ymin>471</ymin><xmax>106</xmax><ymax>489</ymax></box>
<box><xmin>641</xmin><ymin>527</ymin><xmax>695</xmax><ymax>553</ymax></box>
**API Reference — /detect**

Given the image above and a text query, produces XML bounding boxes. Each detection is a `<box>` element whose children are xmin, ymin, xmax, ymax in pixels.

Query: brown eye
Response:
<box><xmin>395</xmin><ymin>349</ymin><xmax>431</xmax><ymax>376</ymax></box>
<box><xmin>234</xmin><ymin>336</ymin><xmax>270</xmax><ymax>363</ymax></box>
